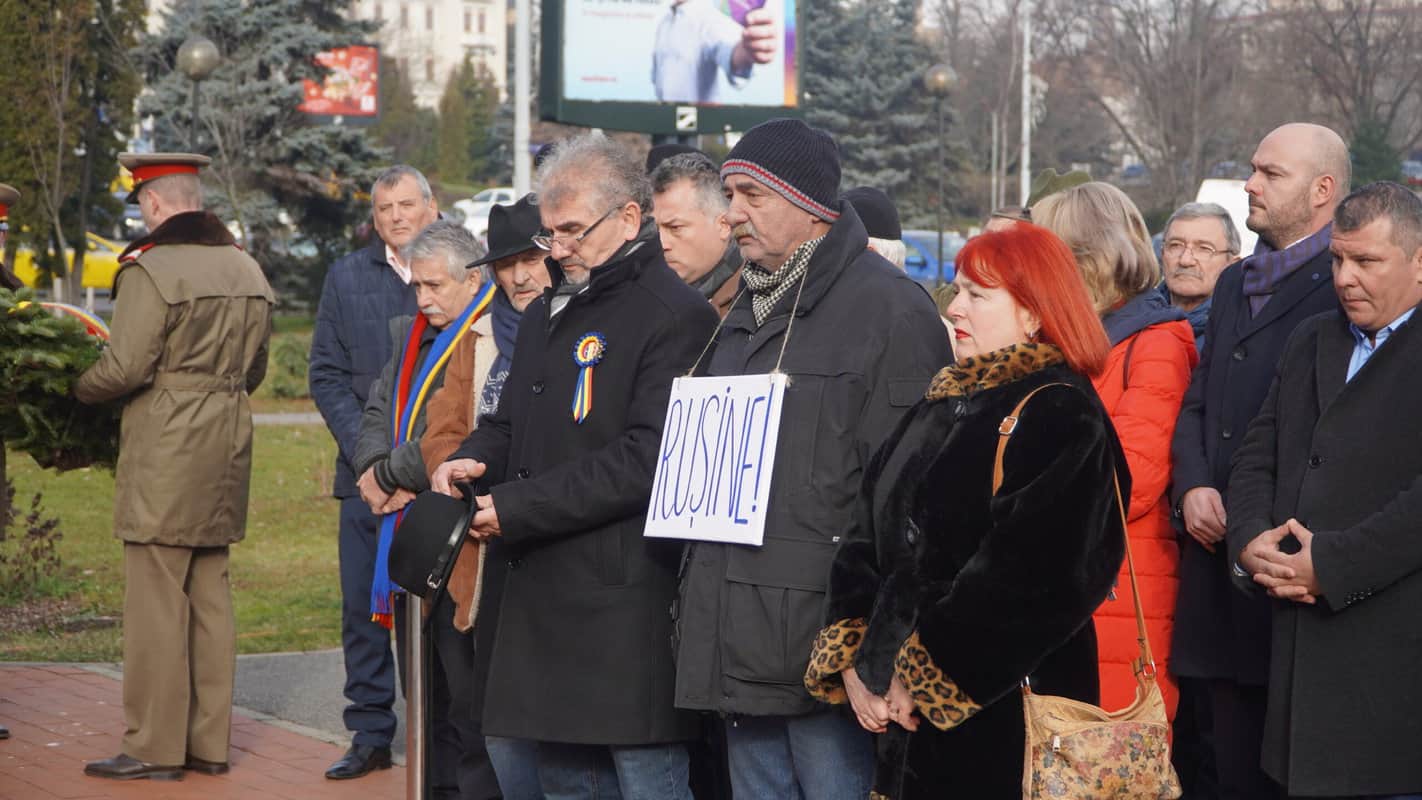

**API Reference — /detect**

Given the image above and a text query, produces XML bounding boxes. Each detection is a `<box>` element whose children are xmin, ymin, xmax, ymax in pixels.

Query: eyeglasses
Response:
<box><xmin>1163</xmin><ymin>240</ymin><xmax>1232</xmax><ymax>260</ymax></box>
<box><xmin>532</xmin><ymin>206</ymin><xmax>620</xmax><ymax>252</ymax></box>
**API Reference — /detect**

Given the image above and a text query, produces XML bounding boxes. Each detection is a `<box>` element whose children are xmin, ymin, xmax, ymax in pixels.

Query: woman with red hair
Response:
<box><xmin>804</xmin><ymin>223</ymin><xmax>1132</xmax><ymax>797</ymax></box>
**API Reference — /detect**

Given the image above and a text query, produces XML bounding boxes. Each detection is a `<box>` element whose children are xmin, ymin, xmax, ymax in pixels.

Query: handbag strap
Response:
<box><xmin>992</xmin><ymin>383</ymin><xmax>1157</xmax><ymax>676</ymax></box>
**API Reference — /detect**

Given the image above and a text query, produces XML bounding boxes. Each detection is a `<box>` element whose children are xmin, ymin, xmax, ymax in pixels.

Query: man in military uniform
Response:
<box><xmin>76</xmin><ymin>153</ymin><xmax>274</xmax><ymax>781</ymax></box>
<box><xmin>0</xmin><ymin>182</ymin><xmax>22</xmax><ymax>291</ymax></box>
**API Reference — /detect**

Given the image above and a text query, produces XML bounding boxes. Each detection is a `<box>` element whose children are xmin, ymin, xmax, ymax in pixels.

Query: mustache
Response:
<box><xmin>731</xmin><ymin>222</ymin><xmax>757</xmax><ymax>239</ymax></box>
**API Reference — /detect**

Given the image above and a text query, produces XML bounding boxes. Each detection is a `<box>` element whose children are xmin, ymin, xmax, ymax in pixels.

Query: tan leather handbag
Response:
<box><xmin>993</xmin><ymin>384</ymin><xmax>1182</xmax><ymax>800</ymax></box>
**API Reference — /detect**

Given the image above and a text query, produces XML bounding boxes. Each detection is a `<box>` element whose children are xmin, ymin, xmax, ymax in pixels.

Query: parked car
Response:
<box><xmin>901</xmin><ymin>229</ymin><xmax>964</xmax><ymax>288</ymax></box>
<box><xmin>1120</xmin><ymin>163</ymin><xmax>1151</xmax><ymax>185</ymax></box>
<box><xmin>454</xmin><ymin>186</ymin><xmax>517</xmax><ymax>239</ymax></box>
<box><xmin>12</xmin><ymin>231</ymin><xmax>128</xmax><ymax>291</ymax></box>
<box><xmin>1402</xmin><ymin>160</ymin><xmax>1422</xmax><ymax>188</ymax></box>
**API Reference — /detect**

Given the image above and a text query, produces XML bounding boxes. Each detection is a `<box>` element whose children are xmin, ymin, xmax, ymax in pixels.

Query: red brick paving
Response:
<box><xmin>0</xmin><ymin>665</ymin><xmax>405</xmax><ymax>800</ymax></box>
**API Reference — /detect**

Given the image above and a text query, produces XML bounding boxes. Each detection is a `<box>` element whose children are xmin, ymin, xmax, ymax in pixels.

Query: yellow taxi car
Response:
<box><xmin>12</xmin><ymin>231</ymin><xmax>127</xmax><ymax>290</ymax></box>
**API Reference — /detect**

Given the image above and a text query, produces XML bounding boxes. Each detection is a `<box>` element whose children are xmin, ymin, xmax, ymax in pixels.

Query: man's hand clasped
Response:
<box><xmin>1240</xmin><ymin>518</ymin><xmax>1321</xmax><ymax>604</ymax></box>
<box><xmin>430</xmin><ymin>459</ymin><xmax>500</xmax><ymax>540</ymax></box>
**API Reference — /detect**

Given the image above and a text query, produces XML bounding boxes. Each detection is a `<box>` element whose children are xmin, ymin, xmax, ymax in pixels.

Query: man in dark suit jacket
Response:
<box><xmin>1168</xmin><ymin>123</ymin><xmax>1347</xmax><ymax>800</ymax></box>
<box><xmin>1229</xmin><ymin>181</ymin><xmax>1422</xmax><ymax>800</ymax></box>
<box><xmin>431</xmin><ymin>133</ymin><xmax>718</xmax><ymax>798</ymax></box>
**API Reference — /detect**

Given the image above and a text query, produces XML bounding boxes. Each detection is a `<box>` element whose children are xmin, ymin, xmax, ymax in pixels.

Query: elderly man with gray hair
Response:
<box><xmin>1159</xmin><ymin>201</ymin><xmax>1241</xmax><ymax>352</ymax></box>
<box><xmin>431</xmin><ymin>133</ymin><xmax>718</xmax><ymax>798</ymax></box>
<box><xmin>352</xmin><ymin>219</ymin><xmax>502</xmax><ymax>800</ymax></box>
<box><xmin>651</xmin><ymin>151</ymin><xmax>743</xmax><ymax>317</ymax></box>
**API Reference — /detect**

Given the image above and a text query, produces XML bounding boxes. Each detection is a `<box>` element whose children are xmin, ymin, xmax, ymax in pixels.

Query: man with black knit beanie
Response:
<box><xmin>671</xmin><ymin>117</ymin><xmax>952</xmax><ymax>798</ymax></box>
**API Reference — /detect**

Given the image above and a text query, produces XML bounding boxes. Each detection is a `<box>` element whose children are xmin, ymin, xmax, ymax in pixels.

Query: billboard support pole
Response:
<box><xmin>1019</xmin><ymin>1</ymin><xmax>1032</xmax><ymax>206</ymax></box>
<box><xmin>514</xmin><ymin>0</ymin><xmax>532</xmax><ymax>195</ymax></box>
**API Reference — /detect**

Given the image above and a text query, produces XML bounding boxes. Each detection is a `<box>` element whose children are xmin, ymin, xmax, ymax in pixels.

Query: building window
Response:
<box><xmin>426</xmin><ymin>5</ymin><xmax>434</xmax><ymax>30</ymax></box>
<box><xmin>375</xmin><ymin>2</ymin><xmax>383</xmax><ymax>20</ymax></box>
<box><xmin>425</xmin><ymin>58</ymin><xmax>435</xmax><ymax>82</ymax></box>
<box><xmin>400</xmin><ymin>4</ymin><xmax>408</xmax><ymax>29</ymax></box>
<box><xmin>478</xmin><ymin>11</ymin><xmax>485</xmax><ymax>33</ymax></box>
<box><xmin>464</xmin><ymin>10</ymin><xmax>471</xmax><ymax>32</ymax></box>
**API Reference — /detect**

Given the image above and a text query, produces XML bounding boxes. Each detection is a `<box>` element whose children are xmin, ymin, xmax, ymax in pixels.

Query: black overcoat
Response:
<box><xmin>1168</xmin><ymin>251</ymin><xmax>1338</xmax><ymax>683</ymax></box>
<box><xmin>672</xmin><ymin>204</ymin><xmax>952</xmax><ymax>718</ymax></box>
<box><xmin>1226</xmin><ymin>305</ymin><xmax>1422</xmax><ymax>797</ymax></box>
<box><xmin>815</xmin><ymin>346</ymin><xmax>1129</xmax><ymax>798</ymax></box>
<box><xmin>450</xmin><ymin>222</ymin><xmax>718</xmax><ymax>745</ymax></box>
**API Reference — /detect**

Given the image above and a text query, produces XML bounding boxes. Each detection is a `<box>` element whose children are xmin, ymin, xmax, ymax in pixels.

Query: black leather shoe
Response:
<box><xmin>324</xmin><ymin>744</ymin><xmax>392</xmax><ymax>780</ymax></box>
<box><xmin>184</xmin><ymin>755</ymin><xmax>230</xmax><ymax>775</ymax></box>
<box><xmin>84</xmin><ymin>753</ymin><xmax>184</xmax><ymax>781</ymax></box>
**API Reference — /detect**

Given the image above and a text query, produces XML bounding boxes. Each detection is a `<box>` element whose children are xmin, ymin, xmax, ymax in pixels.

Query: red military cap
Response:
<box><xmin>0</xmin><ymin>183</ymin><xmax>18</xmax><ymax>230</ymax></box>
<box><xmin>119</xmin><ymin>152</ymin><xmax>211</xmax><ymax>204</ymax></box>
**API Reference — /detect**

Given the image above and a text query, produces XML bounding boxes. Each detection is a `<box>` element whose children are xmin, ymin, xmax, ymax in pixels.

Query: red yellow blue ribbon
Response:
<box><xmin>571</xmin><ymin>332</ymin><xmax>606</xmax><ymax>424</ymax></box>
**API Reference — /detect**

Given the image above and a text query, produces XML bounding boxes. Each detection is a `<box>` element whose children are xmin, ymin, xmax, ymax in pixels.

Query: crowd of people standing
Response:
<box><xmin>49</xmin><ymin>115</ymin><xmax>1422</xmax><ymax>800</ymax></box>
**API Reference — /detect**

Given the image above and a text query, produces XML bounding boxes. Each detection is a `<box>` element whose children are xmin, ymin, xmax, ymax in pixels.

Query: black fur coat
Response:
<box><xmin>805</xmin><ymin>344</ymin><xmax>1129</xmax><ymax>798</ymax></box>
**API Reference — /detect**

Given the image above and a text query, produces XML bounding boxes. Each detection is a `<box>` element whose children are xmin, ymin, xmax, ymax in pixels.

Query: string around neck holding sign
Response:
<box><xmin>572</xmin><ymin>331</ymin><xmax>606</xmax><ymax>424</ymax></box>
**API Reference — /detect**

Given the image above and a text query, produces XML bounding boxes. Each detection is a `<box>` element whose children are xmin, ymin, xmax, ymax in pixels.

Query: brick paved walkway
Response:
<box><xmin>0</xmin><ymin>664</ymin><xmax>405</xmax><ymax>800</ymax></box>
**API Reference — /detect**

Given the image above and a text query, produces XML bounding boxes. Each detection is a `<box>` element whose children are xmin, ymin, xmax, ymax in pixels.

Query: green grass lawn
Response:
<box><xmin>1</xmin><ymin>424</ymin><xmax>343</xmax><ymax>662</ymax></box>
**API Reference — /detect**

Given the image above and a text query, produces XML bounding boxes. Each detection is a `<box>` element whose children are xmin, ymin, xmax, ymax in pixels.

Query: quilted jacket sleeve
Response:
<box><xmin>1112</xmin><ymin>324</ymin><xmax>1197</xmax><ymax>521</ymax></box>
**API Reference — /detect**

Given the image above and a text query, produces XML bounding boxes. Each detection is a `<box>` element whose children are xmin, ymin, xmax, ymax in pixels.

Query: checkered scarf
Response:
<box><xmin>742</xmin><ymin>236</ymin><xmax>824</xmax><ymax>327</ymax></box>
<box><xmin>1241</xmin><ymin>224</ymin><xmax>1331</xmax><ymax>316</ymax></box>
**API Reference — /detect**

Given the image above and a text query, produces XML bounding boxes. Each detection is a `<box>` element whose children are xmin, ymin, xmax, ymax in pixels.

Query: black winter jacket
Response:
<box><xmin>310</xmin><ymin>242</ymin><xmax>417</xmax><ymax>498</ymax></box>
<box><xmin>671</xmin><ymin>204</ymin><xmax>952</xmax><ymax>717</ymax></box>
<box><xmin>449</xmin><ymin>220</ymin><xmax>718</xmax><ymax>745</ymax></box>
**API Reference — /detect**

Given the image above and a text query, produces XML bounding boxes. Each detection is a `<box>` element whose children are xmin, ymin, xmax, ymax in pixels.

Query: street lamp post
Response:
<box><xmin>176</xmin><ymin>36</ymin><xmax>220</xmax><ymax>151</ymax></box>
<box><xmin>924</xmin><ymin>63</ymin><xmax>957</xmax><ymax>287</ymax></box>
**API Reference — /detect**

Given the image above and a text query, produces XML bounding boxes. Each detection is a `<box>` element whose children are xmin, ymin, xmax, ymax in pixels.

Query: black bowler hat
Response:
<box><xmin>470</xmin><ymin>193</ymin><xmax>542</xmax><ymax>267</ymax></box>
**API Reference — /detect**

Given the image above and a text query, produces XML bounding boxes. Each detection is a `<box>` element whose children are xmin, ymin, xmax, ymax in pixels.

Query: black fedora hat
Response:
<box><xmin>471</xmin><ymin>193</ymin><xmax>542</xmax><ymax>267</ymax></box>
<box><xmin>389</xmin><ymin>484</ymin><xmax>476</xmax><ymax>599</ymax></box>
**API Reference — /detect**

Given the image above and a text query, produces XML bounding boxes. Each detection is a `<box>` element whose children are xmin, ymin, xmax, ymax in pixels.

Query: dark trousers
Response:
<box><xmin>396</xmin><ymin>592</ymin><xmax>501</xmax><ymax>800</ymax></box>
<box><xmin>338</xmin><ymin>496</ymin><xmax>398</xmax><ymax>748</ymax></box>
<box><xmin>1174</xmin><ymin>676</ymin><xmax>1280</xmax><ymax>800</ymax></box>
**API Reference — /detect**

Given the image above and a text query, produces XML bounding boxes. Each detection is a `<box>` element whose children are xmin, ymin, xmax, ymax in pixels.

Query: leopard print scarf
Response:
<box><xmin>924</xmin><ymin>343</ymin><xmax>1065</xmax><ymax>400</ymax></box>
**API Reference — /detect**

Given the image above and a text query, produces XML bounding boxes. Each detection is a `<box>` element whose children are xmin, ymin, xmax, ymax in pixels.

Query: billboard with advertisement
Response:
<box><xmin>542</xmin><ymin>0</ymin><xmax>800</xmax><ymax>134</ymax></box>
<box><xmin>299</xmin><ymin>45</ymin><xmax>379</xmax><ymax>121</ymax></box>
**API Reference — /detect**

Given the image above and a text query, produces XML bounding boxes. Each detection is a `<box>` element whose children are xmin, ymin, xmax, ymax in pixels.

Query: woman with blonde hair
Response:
<box><xmin>1033</xmin><ymin>181</ymin><xmax>1198</xmax><ymax>719</ymax></box>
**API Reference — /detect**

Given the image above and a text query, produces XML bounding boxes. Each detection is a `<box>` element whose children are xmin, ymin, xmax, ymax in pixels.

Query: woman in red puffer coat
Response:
<box><xmin>1035</xmin><ymin>182</ymin><xmax>1198</xmax><ymax>718</ymax></box>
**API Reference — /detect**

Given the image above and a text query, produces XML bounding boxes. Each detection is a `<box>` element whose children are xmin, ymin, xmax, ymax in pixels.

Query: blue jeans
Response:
<box><xmin>488</xmin><ymin>736</ymin><xmax>544</xmax><ymax>800</ymax></box>
<box><xmin>537</xmin><ymin>741</ymin><xmax>692</xmax><ymax>800</ymax></box>
<box><xmin>724</xmin><ymin>710</ymin><xmax>874</xmax><ymax>800</ymax></box>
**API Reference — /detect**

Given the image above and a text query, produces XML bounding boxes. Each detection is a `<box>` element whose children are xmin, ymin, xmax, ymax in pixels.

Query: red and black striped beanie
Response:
<box><xmin>720</xmin><ymin>118</ymin><xmax>841</xmax><ymax>222</ymax></box>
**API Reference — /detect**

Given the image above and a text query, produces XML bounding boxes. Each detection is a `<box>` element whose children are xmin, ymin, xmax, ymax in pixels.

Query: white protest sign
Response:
<box><xmin>644</xmin><ymin>373</ymin><xmax>787</xmax><ymax>547</ymax></box>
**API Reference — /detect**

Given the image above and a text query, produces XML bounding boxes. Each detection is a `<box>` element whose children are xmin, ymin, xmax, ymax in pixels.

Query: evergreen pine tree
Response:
<box><xmin>1350</xmin><ymin>117</ymin><xmax>1402</xmax><ymax>186</ymax></box>
<box><xmin>438</xmin><ymin>62</ymin><xmax>475</xmax><ymax>185</ymax></box>
<box><xmin>133</xmin><ymin>0</ymin><xmax>388</xmax><ymax>305</ymax></box>
<box><xmin>372</xmin><ymin>56</ymin><xmax>438</xmax><ymax>173</ymax></box>
<box><xmin>803</xmin><ymin>0</ymin><xmax>952</xmax><ymax>227</ymax></box>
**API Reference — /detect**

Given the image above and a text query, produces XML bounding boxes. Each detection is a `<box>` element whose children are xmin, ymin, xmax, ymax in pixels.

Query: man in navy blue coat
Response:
<box><xmin>1168</xmin><ymin>124</ymin><xmax>1345</xmax><ymax>800</ymax></box>
<box><xmin>310</xmin><ymin>165</ymin><xmax>432</xmax><ymax>780</ymax></box>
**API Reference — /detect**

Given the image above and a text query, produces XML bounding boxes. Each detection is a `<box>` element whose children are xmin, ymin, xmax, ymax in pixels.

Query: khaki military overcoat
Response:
<box><xmin>75</xmin><ymin>210</ymin><xmax>274</xmax><ymax>546</ymax></box>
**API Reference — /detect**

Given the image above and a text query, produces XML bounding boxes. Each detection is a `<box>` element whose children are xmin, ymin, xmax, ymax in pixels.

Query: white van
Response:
<box><xmin>1194</xmin><ymin>178</ymin><xmax>1259</xmax><ymax>256</ymax></box>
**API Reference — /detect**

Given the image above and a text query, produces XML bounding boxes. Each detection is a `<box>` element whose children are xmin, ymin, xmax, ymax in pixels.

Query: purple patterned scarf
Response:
<box><xmin>1240</xmin><ymin>223</ymin><xmax>1331</xmax><ymax>316</ymax></box>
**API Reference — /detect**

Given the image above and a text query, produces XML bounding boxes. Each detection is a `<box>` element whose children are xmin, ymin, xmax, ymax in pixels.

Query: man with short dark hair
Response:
<box><xmin>1229</xmin><ymin>181</ymin><xmax>1422</xmax><ymax>799</ymax></box>
<box><xmin>1170</xmin><ymin>123</ymin><xmax>1347</xmax><ymax>800</ymax></box>
<box><xmin>431</xmin><ymin>133</ymin><xmax>718</xmax><ymax>798</ymax></box>
<box><xmin>651</xmin><ymin>151</ymin><xmax>742</xmax><ymax>317</ymax></box>
<box><xmin>671</xmin><ymin>118</ymin><xmax>950</xmax><ymax>799</ymax></box>
<box><xmin>1159</xmin><ymin>202</ymin><xmax>1241</xmax><ymax>351</ymax></box>
<box><xmin>310</xmin><ymin>164</ymin><xmax>436</xmax><ymax>780</ymax></box>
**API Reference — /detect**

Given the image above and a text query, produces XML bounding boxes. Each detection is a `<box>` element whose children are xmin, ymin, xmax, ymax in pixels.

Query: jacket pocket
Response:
<box><xmin>720</xmin><ymin>537</ymin><xmax>837</xmax><ymax>685</ymax></box>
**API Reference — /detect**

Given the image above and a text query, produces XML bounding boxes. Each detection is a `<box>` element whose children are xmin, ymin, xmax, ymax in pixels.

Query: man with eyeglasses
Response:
<box><xmin>1159</xmin><ymin>202</ymin><xmax>1241</xmax><ymax>353</ymax></box>
<box><xmin>431</xmin><ymin>133</ymin><xmax>718</xmax><ymax>798</ymax></box>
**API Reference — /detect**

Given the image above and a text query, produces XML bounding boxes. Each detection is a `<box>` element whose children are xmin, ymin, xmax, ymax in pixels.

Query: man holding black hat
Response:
<box><xmin>77</xmin><ymin>152</ymin><xmax>274</xmax><ymax>781</ymax></box>
<box><xmin>431</xmin><ymin>132</ymin><xmax>717</xmax><ymax>798</ymax></box>
<box><xmin>352</xmin><ymin>220</ymin><xmax>501</xmax><ymax>800</ymax></box>
<box><xmin>420</xmin><ymin>194</ymin><xmax>549</xmax><ymax>799</ymax></box>
<box><xmin>671</xmin><ymin>119</ymin><xmax>950</xmax><ymax>798</ymax></box>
